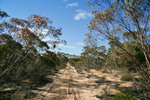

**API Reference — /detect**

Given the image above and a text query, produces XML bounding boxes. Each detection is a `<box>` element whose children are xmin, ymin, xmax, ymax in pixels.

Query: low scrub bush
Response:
<box><xmin>120</xmin><ymin>74</ymin><xmax>133</xmax><ymax>81</ymax></box>
<box><xmin>30</xmin><ymin>74</ymin><xmax>46</xmax><ymax>85</ymax></box>
<box><xmin>112</xmin><ymin>93</ymin><xmax>137</xmax><ymax>100</ymax></box>
<box><xmin>12</xmin><ymin>91</ymin><xmax>25</xmax><ymax>100</ymax></box>
<box><xmin>102</xmin><ymin>69</ymin><xmax>109</xmax><ymax>73</ymax></box>
<box><xmin>94</xmin><ymin>65</ymin><xmax>102</xmax><ymax>70</ymax></box>
<box><xmin>0</xmin><ymin>93</ymin><xmax>12</xmax><ymax>100</ymax></box>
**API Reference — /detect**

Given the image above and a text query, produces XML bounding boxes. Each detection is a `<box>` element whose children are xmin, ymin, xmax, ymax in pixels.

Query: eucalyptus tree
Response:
<box><xmin>81</xmin><ymin>44</ymin><xmax>106</xmax><ymax>68</ymax></box>
<box><xmin>0</xmin><ymin>14</ymin><xmax>63</xmax><ymax>77</ymax></box>
<box><xmin>88</xmin><ymin>0</ymin><xmax>150</xmax><ymax>83</ymax></box>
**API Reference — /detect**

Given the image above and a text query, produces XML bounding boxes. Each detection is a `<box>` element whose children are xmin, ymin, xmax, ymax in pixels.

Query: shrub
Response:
<box><xmin>112</xmin><ymin>93</ymin><xmax>137</xmax><ymax>100</ymax></box>
<box><xmin>57</xmin><ymin>63</ymin><xmax>66</xmax><ymax>69</ymax></box>
<box><xmin>12</xmin><ymin>91</ymin><xmax>25</xmax><ymax>100</ymax></box>
<box><xmin>94</xmin><ymin>65</ymin><xmax>101</xmax><ymax>70</ymax></box>
<box><xmin>102</xmin><ymin>69</ymin><xmax>109</xmax><ymax>73</ymax></box>
<box><xmin>0</xmin><ymin>93</ymin><xmax>11</xmax><ymax>100</ymax></box>
<box><xmin>120</xmin><ymin>74</ymin><xmax>133</xmax><ymax>81</ymax></box>
<box><xmin>30</xmin><ymin>74</ymin><xmax>46</xmax><ymax>85</ymax></box>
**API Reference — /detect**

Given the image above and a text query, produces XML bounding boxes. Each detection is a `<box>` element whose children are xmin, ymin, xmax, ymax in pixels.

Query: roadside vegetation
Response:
<box><xmin>69</xmin><ymin>0</ymin><xmax>150</xmax><ymax>99</ymax></box>
<box><xmin>0</xmin><ymin>10</ymin><xmax>69</xmax><ymax>99</ymax></box>
<box><xmin>0</xmin><ymin>0</ymin><xmax>150</xmax><ymax>99</ymax></box>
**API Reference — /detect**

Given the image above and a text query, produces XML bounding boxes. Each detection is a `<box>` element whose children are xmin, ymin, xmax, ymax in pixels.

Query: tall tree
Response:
<box><xmin>81</xmin><ymin>45</ymin><xmax>106</xmax><ymax>68</ymax></box>
<box><xmin>88</xmin><ymin>0</ymin><xmax>150</xmax><ymax>83</ymax></box>
<box><xmin>0</xmin><ymin>14</ymin><xmax>63</xmax><ymax>76</ymax></box>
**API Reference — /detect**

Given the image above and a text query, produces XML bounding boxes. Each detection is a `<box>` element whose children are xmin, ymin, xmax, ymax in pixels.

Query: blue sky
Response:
<box><xmin>0</xmin><ymin>0</ymin><xmax>106</xmax><ymax>55</ymax></box>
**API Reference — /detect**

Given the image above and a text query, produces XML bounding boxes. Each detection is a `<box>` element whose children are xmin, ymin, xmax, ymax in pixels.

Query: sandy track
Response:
<box><xmin>31</xmin><ymin>64</ymin><xmax>133</xmax><ymax>100</ymax></box>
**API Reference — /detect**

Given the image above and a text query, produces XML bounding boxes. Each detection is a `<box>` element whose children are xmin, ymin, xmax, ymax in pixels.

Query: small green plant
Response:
<box><xmin>112</xmin><ymin>93</ymin><xmax>137</xmax><ymax>100</ymax></box>
<box><xmin>120</xmin><ymin>74</ymin><xmax>133</xmax><ymax>81</ymax></box>
<box><xmin>12</xmin><ymin>91</ymin><xmax>25</xmax><ymax>100</ymax></box>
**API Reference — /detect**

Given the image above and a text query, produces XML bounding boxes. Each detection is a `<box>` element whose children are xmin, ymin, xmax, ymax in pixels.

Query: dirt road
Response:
<box><xmin>31</xmin><ymin>63</ymin><xmax>133</xmax><ymax>100</ymax></box>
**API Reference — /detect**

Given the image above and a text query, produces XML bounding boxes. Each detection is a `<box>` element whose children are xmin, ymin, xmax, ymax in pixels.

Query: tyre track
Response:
<box><xmin>31</xmin><ymin>63</ymin><xmax>80</xmax><ymax>100</ymax></box>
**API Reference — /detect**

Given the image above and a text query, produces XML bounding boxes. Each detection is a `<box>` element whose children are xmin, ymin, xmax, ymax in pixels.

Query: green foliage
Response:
<box><xmin>88</xmin><ymin>0</ymin><xmax>150</xmax><ymax>84</ymax></box>
<box><xmin>120</xmin><ymin>74</ymin><xmax>133</xmax><ymax>81</ymax></box>
<box><xmin>12</xmin><ymin>91</ymin><xmax>25</xmax><ymax>100</ymax></box>
<box><xmin>0</xmin><ymin>13</ymin><xmax>65</xmax><ymax>78</ymax></box>
<box><xmin>41</xmin><ymin>54</ymin><xmax>55</xmax><ymax>68</ymax></box>
<box><xmin>112</xmin><ymin>93</ymin><xmax>137</xmax><ymax>100</ymax></box>
<box><xmin>0</xmin><ymin>93</ymin><xmax>11</xmax><ymax>100</ymax></box>
<box><xmin>0</xmin><ymin>9</ymin><xmax>9</xmax><ymax>18</ymax></box>
<box><xmin>57</xmin><ymin>52</ymin><xmax>69</xmax><ymax>66</ymax></box>
<box><xmin>80</xmin><ymin>45</ymin><xmax>106</xmax><ymax>69</ymax></box>
<box><xmin>106</xmin><ymin>41</ymin><xmax>147</xmax><ymax>71</ymax></box>
<box><xmin>0</xmin><ymin>12</ymin><xmax>66</xmax><ymax>87</ymax></box>
<box><xmin>30</xmin><ymin>74</ymin><xmax>45</xmax><ymax>84</ymax></box>
<box><xmin>135</xmin><ymin>47</ymin><xmax>146</xmax><ymax>65</ymax></box>
<box><xmin>94</xmin><ymin>65</ymin><xmax>101</xmax><ymax>70</ymax></box>
<box><xmin>69</xmin><ymin>58</ymin><xmax>80</xmax><ymax>66</ymax></box>
<box><xmin>115</xmin><ymin>61</ymin><xmax>120</xmax><ymax>68</ymax></box>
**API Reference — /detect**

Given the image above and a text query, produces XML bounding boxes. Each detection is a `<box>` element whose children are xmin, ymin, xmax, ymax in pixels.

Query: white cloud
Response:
<box><xmin>42</xmin><ymin>37</ymin><xmax>75</xmax><ymax>49</ymax></box>
<box><xmin>64</xmin><ymin>0</ymin><xmax>68</xmax><ymax>2</ymax></box>
<box><xmin>76</xmin><ymin>42</ymin><xmax>85</xmax><ymax>46</ymax></box>
<box><xmin>73</xmin><ymin>49</ymin><xmax>80</xmax><ymax>51</ymax></box>
<box><xmin>74</xmin><ymin>9</ymin><xmax>92</xmax><ymax>20</ymax></box>
<box><xmin>30</xmin><ymin>28</ymin><xmax>49</xmax><ymax>36</ymax></box>
<box><xmin>42</xmin><ymin>37</ymin><xmax>55</xmax><ymax>42</ymax></box>
<box><xmin>66</xmin><ymin>3</ymin><xmax>78</xmax><ymax>8</ymax></box>
<box><xmin>58</xmin><ymin>44</ymin><xmax>76</xmax><ymax>49</ymax></box>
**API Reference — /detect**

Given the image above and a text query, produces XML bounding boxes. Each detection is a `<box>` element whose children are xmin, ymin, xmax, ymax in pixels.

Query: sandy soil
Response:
<box><xmin>31</xmin><ymin>64</ymin><xmax>133</xmax><ymax>100</ymax></box>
